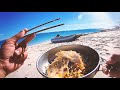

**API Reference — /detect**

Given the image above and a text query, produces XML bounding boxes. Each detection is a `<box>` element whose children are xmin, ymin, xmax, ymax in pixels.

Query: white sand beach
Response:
<box><xmin>6</xmin><ymin>29</ymin><xmax>120</xmax><ymax>78</ymax></box>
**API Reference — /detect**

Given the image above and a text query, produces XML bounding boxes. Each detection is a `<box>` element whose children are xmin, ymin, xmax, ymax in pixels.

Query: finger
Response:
<box><xmin>25</xmin><ymin>45</ymin><xmax>28</xmax><ymax>51</ymax></box>
<box><xmin>109</xmin><ymin>68</ymin><xmax>120</xmax><ymax>77</ymax></box>
<box><xmin>12</xmin><ymin>28</ymin><xmax>28</xmax><ymax>41</ymax></box>
<box><xmin>102</xmin><ymin>64</ymin><xmax>109</xmax><ymax>75</ymax></box>
<box><xmin>106</xmin><ymin>59</ymin><xmax>115</xmax><ymax>65</ymax></box>
<box><xmin>14</xmin><ymin>52</ymin><xmax>28</xmax><ymax>64</ymax></box>
<box><xmin>5</xmin><ymin>29</ymin><xmax>28</xmax><ymax>45</ymax></box>
<box><xmin>15</xmin><ymin>43</ymin><xmax>18</xmax><ymax>47</ymax></box>
<box><xmin>24</xmin><ymin>28</ymin><xmax>29</xmax><ymax>33</ymax></box>
<box><xmin>19</xmin><ymin>52</ymin><xmax>28</xmax><ymax>63</ymax></box>
<box><xmin>18</xmin><ymin>33</ymin><xmax>36</xmax><ymax>46</ymax></box>
<box><xmin>22</xmin><ymin>52</ymin><xmax>28</xmax><ymax>62</ymax></box>
<box><xmin>14</xmin><ymin>47</ymin><xmax>23</xmax><ymax>56</ymax></box>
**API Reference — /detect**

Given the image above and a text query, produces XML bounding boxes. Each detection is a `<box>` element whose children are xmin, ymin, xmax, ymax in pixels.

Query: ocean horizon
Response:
<box><xmin>0</xmin><ymin>29</ymin><xmax>101</xmax><ymax>47</ymax></box>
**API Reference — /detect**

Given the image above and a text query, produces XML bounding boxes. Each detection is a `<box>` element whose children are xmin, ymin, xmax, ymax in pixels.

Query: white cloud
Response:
<box><xmin>42</xmin><ymin>22</ymin><xmax>116</xmax><ymax>33</ymax></box>
<box><xmin>78</xmin><ymin>12</ymin><xmax>116</xmax><ymax>28</ymax></box>
<box><xmin>78</xmin><ymin>14</ymin><xmax>83</xmax><ymax>20</ymax></box>
<box><xmin>65</xmin><ymin>22</ymin><xmax>115</xmax><ymax>30</ymax></box>
<box><xmin>78</xmin><ymin>12</ymin><xmax>115</xmax><ymax>25</ymax></box>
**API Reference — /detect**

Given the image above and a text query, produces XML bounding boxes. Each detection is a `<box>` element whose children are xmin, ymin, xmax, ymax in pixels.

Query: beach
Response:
<box><xmin>6</xmin><ymin>29</ymin><xmax>120</xmax><ymax>78</ymax></box>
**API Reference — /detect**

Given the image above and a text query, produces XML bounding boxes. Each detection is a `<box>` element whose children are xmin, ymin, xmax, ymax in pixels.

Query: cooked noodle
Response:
<box><xmin>47</xmin><ymin>50</ymin><xmax>86</xmax><ymax>78</ymax></box>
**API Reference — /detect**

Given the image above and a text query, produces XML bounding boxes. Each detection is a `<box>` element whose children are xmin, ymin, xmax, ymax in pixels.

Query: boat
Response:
<box><xmin>51</xmin><ymin>34</ymin><xmax>82</xmax><ymax>43</ymax></box>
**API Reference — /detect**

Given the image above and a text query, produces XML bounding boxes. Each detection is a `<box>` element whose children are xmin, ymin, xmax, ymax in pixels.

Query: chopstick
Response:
<box><xmin>23</xmin><ymin>23</ymin><xmax>64</xmax><ymax>38</ymax></box>
<box><xmin>28</xmin><ymin>18</ymin><xmax>60</xmax><ymax>32</ymax></box>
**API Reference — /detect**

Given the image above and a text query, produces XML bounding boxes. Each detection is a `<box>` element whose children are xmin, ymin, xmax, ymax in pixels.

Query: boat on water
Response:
<box><xmin>51</xmin><ymin>34</ymin><xmax>82</xmax><ymax>43</ymax></box>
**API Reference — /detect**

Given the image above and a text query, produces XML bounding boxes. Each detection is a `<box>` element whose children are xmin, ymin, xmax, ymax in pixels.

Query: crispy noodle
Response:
<box><xmin>47</xmin><ymin>50</ymin><xmax>86</xmax><ymax>78</ymax></box>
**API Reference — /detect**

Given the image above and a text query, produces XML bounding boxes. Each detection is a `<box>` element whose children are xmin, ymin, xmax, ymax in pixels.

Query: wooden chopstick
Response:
<box><xmin>28</xmin><ymin>18</ymin><xmax>60</xmax><ymax>32</ymax></box>
<box><xmin>23</xmin><ymin>23</ymin><xmax>64</xmax><ymax>38</ymax></box>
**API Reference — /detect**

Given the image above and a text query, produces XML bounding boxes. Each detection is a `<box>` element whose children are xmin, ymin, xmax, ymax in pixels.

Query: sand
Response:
<box><xmin>6</xmin><ymin>29</ymin><xmax>120</xmax><ymax>78</ymax></box>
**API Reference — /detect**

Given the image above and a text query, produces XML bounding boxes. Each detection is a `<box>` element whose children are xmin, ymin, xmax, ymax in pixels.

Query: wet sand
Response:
<box><xmin>6</xmin><ymin>29</ymin><xmax>120</xmax><ymax>78</ymax></box>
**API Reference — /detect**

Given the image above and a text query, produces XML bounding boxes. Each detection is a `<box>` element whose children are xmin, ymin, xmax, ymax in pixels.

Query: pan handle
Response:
<box><xmin>99</xmin><ymin>57</ymin><xmax>107</xmax><ymax>66</ymax></box>
<box><xmin>97</xmin><ymin>57</ymin><xmax>107</xmax><ymax>72</ymax></box>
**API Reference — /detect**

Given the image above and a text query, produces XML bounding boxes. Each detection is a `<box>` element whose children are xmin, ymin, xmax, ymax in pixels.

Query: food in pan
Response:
<box><xmin>47</xmin><ymin>50</ymin><xmax>86</xmax><ymax>78</ymax></box>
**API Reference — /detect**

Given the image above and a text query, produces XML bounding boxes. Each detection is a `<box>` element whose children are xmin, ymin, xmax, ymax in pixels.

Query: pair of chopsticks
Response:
<box><xmin>23</xmin><ymin>18</ymin><xmax>64</xmax><ymax>38</ymax></box>
<box><xmin>19</xmin><ymin>18</ymin><xmax>64</xmax><ymax>58</ymax></box>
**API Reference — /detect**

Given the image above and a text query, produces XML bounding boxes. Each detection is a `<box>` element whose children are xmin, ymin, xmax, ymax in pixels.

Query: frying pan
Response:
<box><xmin>36</xmin><ymin>45</ymin><xmax>100</xmax><ymax>78</ymax></box>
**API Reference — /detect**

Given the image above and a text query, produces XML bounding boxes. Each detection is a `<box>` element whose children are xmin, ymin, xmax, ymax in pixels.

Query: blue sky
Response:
<box><xmin>0</xmin><ymin>12</ymin><xmax>120</xmax><ymax>41</ymax></box>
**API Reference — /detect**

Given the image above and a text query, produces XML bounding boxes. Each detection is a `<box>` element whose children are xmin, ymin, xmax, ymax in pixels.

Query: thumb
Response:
<box><xmin>12</xmin><ymin>29</ymin><xmax>28</xmax><ymax>41</ymax></box>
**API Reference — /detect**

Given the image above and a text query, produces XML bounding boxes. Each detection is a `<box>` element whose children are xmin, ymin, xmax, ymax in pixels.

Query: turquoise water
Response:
<box><xmin>0</xmin><ymin>29</ymin><xmax>101</xmax><ymax>47</ymax></box>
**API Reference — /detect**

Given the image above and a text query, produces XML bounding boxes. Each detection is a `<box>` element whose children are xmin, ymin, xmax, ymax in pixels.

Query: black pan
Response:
<box><xmin>36</xmin><ymin>45</ymin><xmax>100</xmax><ymax>78</ymax></box>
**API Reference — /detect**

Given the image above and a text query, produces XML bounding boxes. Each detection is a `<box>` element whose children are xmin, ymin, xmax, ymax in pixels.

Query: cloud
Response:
<box><xmin>78</xmin><ymin>12</ymin><xmax>116</xmax><ymax>25</ymax></box>
<box><xmin>78</xmin><ymin>14</ymin><xmax>83</xmax><ymax>20</ymax></box>
<box><xmin>77</xmin><ymin>12</ymin><xmax>117</xmax><ymax>29</ymax></box>
<box><xmin>38</xmin><ymin>22</ymin><xmax>116</xmax><ymax>33</ymax></box>
<box><xmin>65</xmin><ymin>22</ymin><xmax>115</xmax><ymax>30</ymax></box>
<box><xmin>42</xmin><ymin>12</ymin><xmax>118</xmax><ymax>33</ymax></box>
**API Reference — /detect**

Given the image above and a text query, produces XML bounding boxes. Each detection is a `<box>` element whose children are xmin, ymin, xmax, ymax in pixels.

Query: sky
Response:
<box><xmin>0</xmin><ymin>12</ymin><xmax>120</xmax><ymax>41</ymax></box>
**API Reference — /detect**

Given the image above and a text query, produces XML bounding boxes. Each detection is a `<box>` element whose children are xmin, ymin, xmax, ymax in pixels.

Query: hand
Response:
<box><xmin>0</xmin><ymin>29</ymin><xmax>35</xmax><ymax>78</ymax></box>
<box><xmin>102</xmin><ymin>54</ymin><xmax>120</xmax><ymax>78</ymax></box>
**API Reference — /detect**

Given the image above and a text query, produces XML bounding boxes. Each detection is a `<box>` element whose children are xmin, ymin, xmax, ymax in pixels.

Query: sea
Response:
<box><xmin>0</xmin><ymin>29</ymin><xmax>101</xmax><ymax>47</ymax></box>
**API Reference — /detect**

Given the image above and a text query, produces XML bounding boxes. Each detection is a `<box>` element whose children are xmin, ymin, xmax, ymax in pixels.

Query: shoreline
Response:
<box><xmin>28</xmin><ymin>30</ymin><xmax>102</xmax><ymax>47</ymax></box>
<box><xmin>6</xmin><ymin>29</ymin><xmax>120</xmax><ymax>78</ymax></box>
<box><xmin>28</xmin><ymin>41</ymin><xmax>51</xmax><ymax>48</ymax></box>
